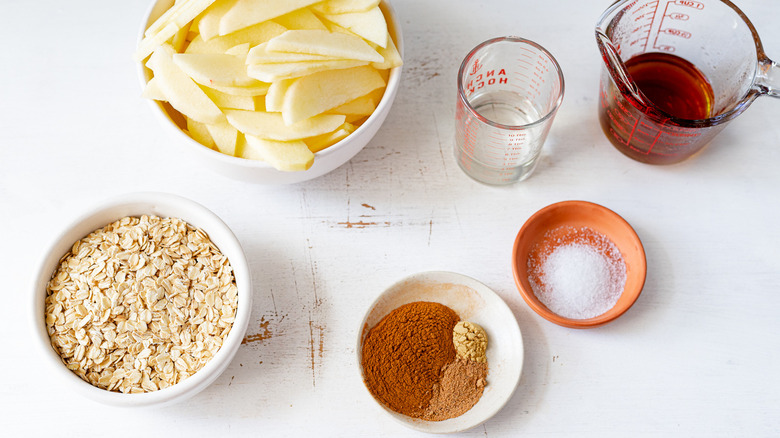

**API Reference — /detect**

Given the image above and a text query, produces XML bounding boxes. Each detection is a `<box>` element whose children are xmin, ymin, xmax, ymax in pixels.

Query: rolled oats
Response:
<box><xmin>45</xmin><ymin>215</ymin><xmax>238</xmax><ymax>393</ymax></box>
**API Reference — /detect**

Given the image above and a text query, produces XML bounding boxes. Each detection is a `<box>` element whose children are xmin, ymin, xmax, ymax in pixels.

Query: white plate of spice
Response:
<box><xmin>356</xmin><ymin>271</ymin><xmax>524</xmax><ymax>433</ymax></box>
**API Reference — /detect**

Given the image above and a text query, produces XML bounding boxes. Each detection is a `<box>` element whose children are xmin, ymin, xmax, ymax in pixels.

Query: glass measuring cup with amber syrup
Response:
<box><xmin>596</xmin><ymin>0</ymin><xmax>779</xmax><ymax>164</ymax></box>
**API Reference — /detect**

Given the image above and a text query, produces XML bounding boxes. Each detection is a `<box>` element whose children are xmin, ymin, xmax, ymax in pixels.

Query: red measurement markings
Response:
<box><xmin>662</xmin><ymin>28</ymin><xmax>691</xmax><ymax>38</ymax></box>
<box><xmin>465</xmin><ymin>67</ymin><xmax>508</xmax><ymax>94</ymax></box>
<box><xmin>653</xmin><ymin>0</ymin><xmax>702</xmax><ymax>49</ymax></box>
<box><xmin>675</xmin><ymin>0</ymin><xmax>703</xmax><ymax>10</ymax></box>
<box><xmin>668</xmin><ymin>12</ymin><xmax>689</xmax><ymax>20</ymax></box>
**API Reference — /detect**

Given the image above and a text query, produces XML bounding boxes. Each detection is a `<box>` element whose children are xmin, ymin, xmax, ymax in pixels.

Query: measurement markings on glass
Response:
<box><xmin>652</xmin><ymin>0</ymin><xmax>704</xmax><ymax>52</ymax></box>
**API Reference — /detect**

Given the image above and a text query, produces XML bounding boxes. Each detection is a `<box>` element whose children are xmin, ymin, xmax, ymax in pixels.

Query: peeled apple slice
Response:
<box><xmin>265</xmin><ymin>79</ymin><xmax>295</xmax><ymax>112</ymax></box>
<box><xmin>225</xmin><ymin>43</ymin><xmax>250</xmax><ymax>57</ymax></box>
<box><xmin>142</xmin><ymin>77</ymin><xmax>166</xmax><ymax>100</ymax></box>
<box><xmin>320</xmin><ymin>7</ymin><xmax>388</xmax><ymax>48</ymax></box>
<box><xmin>225</xmin><ymin>110</ymin><xmax>346</xmax><ymax>140</ymax></box>
<box><xmin>274</xmin><ymin>7</ymin><xmax>328</xmax><ymax>31</ymax></box>
<box><xmin>242</xmin><ymin>135</ymin><xmax>315</xmax><ymax>171</ymax></box>
<box><xmin>305</xmin><ymin>123</ymin><xmax>356</xmax><ymax>152</ymax></box>
<box><xmin>204</xmin><ymin>82</ymin><xmax>271</xmax><ymax>96</ymax></box>
<box><xmin>247</xmin><ymin>42</ymin><xmax>336</xmax><ymax>64</ymax></box>
<box><xmin>145</xmin><ymin>0</ymin><xmax>215</xmax><ymax>37</ymax></box>
<box><xmin>187</xmin><ymin>117</ymin><xmax>216</xmax><ymax>148</ymax></box>
<box><xmin>266</xmin><ymin>30</ymin><xmax>383</xmax><ymax>63</ymax></box>
<box><xmin>282</xmin><ymin>65</ymin><xmax>385</xmax><ymax>124</ymax></box>
<box><xmin>201</xmin><ymin>86</ymin><xmax>256</xmax><ymax>110</ymax></box>
<box><xmin>371</xmin><ymin>35</ymin><xmax>402</xmax><ymax>69</ymax></box>
<box><xmin>147</xmin><ymin>44</ymin><xmax>223</xmax><ymax>124</ymax></box>
<box><xmin>327</xmin><ymin>94</ymin><xmax>376</xmax><ymax>115</ymax></box>
<box><xmin>312</xmin><ymin>0</ymin><xmax>380</xmax><ymax>14</ymax></box>
<box><xmin>205</xmin><ymin>120</ymin><xmax>239</xmax><ymax>155</ymax></box>
<box><xmin>185</xmin><ymin>21</ymin><xmax>287</xmax><ymax>54</ymax></box>
<box><xmin>136</xmin><ymin>0</ymin><xmax>217</xmax><ymax>61</ymax></box>
<box><xmin>197</xmin><ymin>0</ymin><xmax>238</xmax><ymax>41</ymax></box>
<box><xmin>219</xmin><ymin>0</ymin><xmax>320</xmax><ymax>36</ymax></box>
<box><xmin>173</xmin><ymin>53</ymin><xmax>258</xmax><ymax>87</ymax></box>
<box><xmin>247</xmin><ymin>59</ymin><xmax>367</xmax><ymax>82</ymax></box>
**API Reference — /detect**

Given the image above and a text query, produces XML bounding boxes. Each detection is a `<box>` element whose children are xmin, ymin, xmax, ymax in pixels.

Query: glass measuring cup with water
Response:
<box><xmin>455</xmin><ymin>37</ymin><xmax>565</xmax><ymax>184</ymax></box>
<box><xmin>596</xmin><ymin>0</ymin><xmax>779</xmax><ymax>164</ymax></box>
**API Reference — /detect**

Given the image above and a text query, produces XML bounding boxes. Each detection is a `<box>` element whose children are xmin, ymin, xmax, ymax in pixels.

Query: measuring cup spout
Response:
<box><xmin>595</xmin><ymin>30</ymin><xmax>651</xmax><ymax>111</ymax></box>
<box><xmin>757</xmin><ymin>58</ymin><xmax>780</xmax><ymax>99</ymax></box>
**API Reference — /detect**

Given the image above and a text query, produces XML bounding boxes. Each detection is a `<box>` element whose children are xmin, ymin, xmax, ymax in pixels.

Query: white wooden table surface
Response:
<box><xmin>2</xmin><ymin>0</ymin><xmax>779</xmax><ymax>436</ymax></box>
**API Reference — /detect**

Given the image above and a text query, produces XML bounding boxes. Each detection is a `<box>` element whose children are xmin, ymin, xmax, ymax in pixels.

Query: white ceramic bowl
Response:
<box><xmin>137</xmin><ymin>0</ymin><xmax>404</xmax><ymax>185</ymax></box>
<box><xmin>357</xmin><ymin>271</ymin><xmax>524</xmax><ymax>433</ymax></box>
<box><xmin>30</xmin><ymin>192</ymin><xmax>252</xmax><ymax>407</ymax></box>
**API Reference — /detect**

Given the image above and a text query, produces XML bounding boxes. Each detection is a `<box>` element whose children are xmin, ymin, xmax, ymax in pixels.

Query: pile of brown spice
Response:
<box><xmin>361</xmin><ymin>301</ymin><xmax>488</xmax><ymax>421</ymax></box>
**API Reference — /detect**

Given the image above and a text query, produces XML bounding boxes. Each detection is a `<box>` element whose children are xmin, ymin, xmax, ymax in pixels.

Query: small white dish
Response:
<box><xmin>30</xmin><ymin>192</ymin><xmax>252</xmax><ymax>407</ymax></box>
<box><xmin>357</xmin><ymin>271</ymin><xmax>524</xmax><ymax>433</ymax></box>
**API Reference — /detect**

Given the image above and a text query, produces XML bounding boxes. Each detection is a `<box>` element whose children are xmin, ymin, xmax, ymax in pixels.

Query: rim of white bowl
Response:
<box><xmin>31</xmin><ymin>192</ymin><xmax>252</xmax><ymax>407</ymax></box>
<box><xmin>135</xmin><ymin>0</ymin><xmax>404</xmax><ymax>172</ymax></box>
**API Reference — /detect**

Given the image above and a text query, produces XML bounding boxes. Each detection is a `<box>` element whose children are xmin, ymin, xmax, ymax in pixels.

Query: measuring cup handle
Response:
<box><xmin>758</xmin><ymin>58</ymin><xmax>780</xmax><ymax>99</ymax></box>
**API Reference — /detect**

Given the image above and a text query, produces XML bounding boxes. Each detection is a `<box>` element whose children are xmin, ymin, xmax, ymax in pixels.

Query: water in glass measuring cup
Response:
<box><xmin>455</xmin><ymin>37</ymin><xmax>564</xmax><ymax>185</ymax></box>
<box><xmin>596</xmin><ymin>0</ymin><xmax>779</xmax><ymax>165</ymax></box>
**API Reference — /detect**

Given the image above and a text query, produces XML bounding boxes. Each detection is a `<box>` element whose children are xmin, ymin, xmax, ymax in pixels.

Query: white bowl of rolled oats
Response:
<box><xmin>31</xmin><ymin>192</ymin><xmax>252</xmax><ymax>407</ymax></box>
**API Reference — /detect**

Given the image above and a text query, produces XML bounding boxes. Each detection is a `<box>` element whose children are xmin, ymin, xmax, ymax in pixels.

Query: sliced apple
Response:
<box><xmin>282</xmin><ymin>65</ymin><xmax>384</xmax><ymax>124</ymax></box>
<box><xmin>247</xmin><ymin>42</ymin><xmax>336</xmax><ymax>64</ymax></box>
<box><xmin>225</xmin><ymin>42</ymin><xmax>250</xmax><ymax>57</ymax></box>
<box><xmin>136</xmin><ymin>22</ymin><xmax>181</xmax><ymax>62</ymax></box>
<box><xmin>185</xmin><ymin>21</ymin><xmax>287</xmax><ymax>54</ymax></box>
<box><xmin>327</xmin><ymin>94</ymin><xmax>376</xmax><ymax>115</ymax></box>
<box><xmin>305</xmin><ymin>123</ymin><xmax>356</xmax><ymax>152</ymax></box>
<box><xmin>274</xmin><ymin>7</ymin><xmax>328</xmax><ymax>31</ymax></box>
<box><xmin>266</xmin><ymin>29</ymin><xmax>383</xmax><ymax>63</ymax></box>
<box><xmin>242</xmin><ymin>135</ymin><xmax>315</xmax><ymax>171</ymax></box>
<box><xmin>137</xmin><ymin>0</ymin><xmax>218</xmax><ymax>61</ymax></box>
<box><xmin>142</xmin><ymin>77</ymin><xmax>166</xmax><ymax>101</ymax></box>
<box><xmin>265</xmin><ymin>79</ymin><xmax>295</xmax><ymax>112</ymax></box>
<box><xmin>173</xmin><ymin>53</ymin><xmax>257</xmax><ymax>86</ymax></box>
<box><xmin>148</xmin><ymin>44</ymin><xmax>223</xmax><ymax>124</ymax></box>
<box><xmin>145</xmin><ymin>0</ymin><xmax>213</xmax><ymax>37</ymax></box>
<box><xmin>138</xmin><ymin>0</ymin><xmax>401</xmax><ymax>169</ymax></box>
<box><xmin>201</xmin><ymin>86</ymin><xmax>256</xmax><ymax>110</ymax></box>
<box><xmin>225</xmin><ymin>110</ymin><xmax>345</xmax><ymax>140</ymax></box>
<box><xmin>371</xmin><ymin>34</ymin><xmax>402</xmax><ymax>69</ymax></box>
<box><xmin>219</xmin><ymin>0</ymin><xmax>320</xmax><ymax>36</ymax></box>
<box><xmin>187</xmin><ymin>117</ymin><xmax>216</xmax><ymax>148</ymax></box>
<box><xmin>247</xmin><ymin>59</ymin><xmax>367</xmax><ymax>82</ymax></box>
<box><xmin>205</xmin><ymin>82</ymin><xmax>270</xmax><ymax>96</ymax></box>
<box><xmin>319</xmin><ymin>7</ymin><xmax>388</xmax><ymax>48</ymax></box>
<box><xmin>197</xmin><ymin>0</ymin><xmax>238</xmax><ymax>41</ymax></box>
<box><xmin>323</xmin><ymin>21</ymin><xmax>360</xmax><ymax>37</ymax></box>
<box><xmin>205</xmin><ymin>120</ymin><xmax>239</xmax><ymax>155</ymax></box>
<box><xmin>312</xmin><ymin>0</ymin><xmax>380</xmax><ymax>15</ymax></box>
<box><xmin>172</xmin><ymin>20</ymin><xmax>192</xmax><ymax>52</ymax></box>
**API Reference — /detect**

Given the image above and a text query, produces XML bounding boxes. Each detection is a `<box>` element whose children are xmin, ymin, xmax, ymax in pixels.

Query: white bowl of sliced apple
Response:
<box><xmin>136</xmin><ymin>0</ymin><xmax>403</xmax><ymax>184</ymax></box>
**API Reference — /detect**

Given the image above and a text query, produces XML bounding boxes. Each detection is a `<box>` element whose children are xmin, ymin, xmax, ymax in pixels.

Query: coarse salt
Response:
<box><xmin>528</xmin><ymin>227</ymin><xmax>626</xmax><ymax>319</ymax></box>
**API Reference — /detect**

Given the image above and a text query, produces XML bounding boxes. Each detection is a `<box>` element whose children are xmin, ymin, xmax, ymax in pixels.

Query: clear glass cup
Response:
<box><xmin>596</xmin><ymin>0</ymin><xmax>779</xmax><ymax>165</ymax></box>
<box><xmin>455</xmin><ymin>37</ymin><xmax>565</xmax><ymax>185</ymax></box>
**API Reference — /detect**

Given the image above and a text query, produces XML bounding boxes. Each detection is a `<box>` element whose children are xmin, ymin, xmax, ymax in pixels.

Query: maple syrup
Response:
<box><xmin>625</xmin><ymin>52</ymin><xmax>714</xmax><ymax>120</ymax></box>
<box><xmin>598</xmin><ymin>52</ymin><xmax>721</xmax><ymax>164</ymax></box>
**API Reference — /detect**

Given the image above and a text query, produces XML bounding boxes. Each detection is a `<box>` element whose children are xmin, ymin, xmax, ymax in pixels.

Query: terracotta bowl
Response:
<box><xmin>512</xmin><ymin>200</ymin><xmax>646</xmax><ymax>328</ymax></box>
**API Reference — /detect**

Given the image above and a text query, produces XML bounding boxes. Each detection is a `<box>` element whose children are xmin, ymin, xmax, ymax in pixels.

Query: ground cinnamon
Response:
<box><xmin>361</xmin><ymin>301</ymin><xmax>459</xmax><ymax>418</ymax></box>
